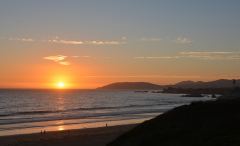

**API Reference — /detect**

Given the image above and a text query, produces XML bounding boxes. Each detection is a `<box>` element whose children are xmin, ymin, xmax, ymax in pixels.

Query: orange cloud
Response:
<box><xmin>9</xmin><ymin>37</ymin><xmax>35</xmax><ymax>42</ymax></box>
<box><xmin>44</xmin><ymin>55</ymin><xmax>70</xmax><ymax>66</ymax></box>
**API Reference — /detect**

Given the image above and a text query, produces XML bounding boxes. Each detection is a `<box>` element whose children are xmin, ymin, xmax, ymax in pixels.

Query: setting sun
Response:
<box><xmin>57</xmin><ymin>82</ymin><xmax>65</xmax><ymax>88</ymax></box>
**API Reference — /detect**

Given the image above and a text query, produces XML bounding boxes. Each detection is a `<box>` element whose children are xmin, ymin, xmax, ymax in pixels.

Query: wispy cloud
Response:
<box><xmin>58</xmin><ymin>61</ymin><xmax>71</xmax><ymax>66</ymax></box>
<box><xmin>81</xmin><ymin>55</ymin><xmax>91</xmax><ymax>58</ymax></box>
<box><xmin>44</xmin><ymin>55</ymin><xmax>67</xmax><ymax>62</ymax></box>
<box><xmin>43</xmin><ymin>55</ymin><xmax>70</xmax><ymax>66</ymax></box>
<box><xmin>71</xmin><ymin>55</ymin><xmax>91</xmax><ymax>58</ymax></box>
<box><xmin>48</xmin><ymin>39</ymin><xmax>83</xmax><ymax>45</ymax></box>
<box><xmin>121</xmin><ymin>36</ymin><xmax>127</xmax><ymax>40</ymax></box>
<box><xmin>43</xmin><ymin>55</ymin><xmax>93</xmax><ymax>65</ymax></box>
<box><xmin>9</xmin><ymin>37</ymin><xmax>35</xmax><ymax>42</ymax></box>
<box><xmin>174</xmin><ymin>37</ymin><xmax>192</xmax><ymax>45</ymax></box>
<box><xmin>7</xmin><ymin>36</ymin><xmax>125</xmax><ymax>45</ymax></box>
<box><xmin>180</xmin><ymin>51</ymin><xmax>240</xmax><ymax>60</ymax></box>
<box><xmin>134</xmin><ymin>56</ymin><xmax>180</xmax><ymax>59</ymax></box>
<box><xmin>180</xmin><ymin>51</ymin><xmax>234</xmax><ymax>55</ymax></box>
<box><xmin>134</xmin><ymin>51</ymin><xmax>240</xmax><ymax>61</ymax></box>
<box><xmin>139</xmin><ymin>36</ymin><xmax>193</xmax><ymax>45</ymax></box>
<box><xmin>140</xmin><ymin>37</ymin><xmax>162</xmax><ymax>42</ymax></box>
<box><xmin>86</xmin><ymin>41</ymin><xmax>122</xmax><ymax>45</ymax></box>
<box><xmin>71</xmin><ymin>56</ymin><xmax>80</xmax><ymax>58</ymax></box>
<box><xmin>48</xmin><ymin>37</ymin><xmax>124</xmax><ymax>45</ymax></box>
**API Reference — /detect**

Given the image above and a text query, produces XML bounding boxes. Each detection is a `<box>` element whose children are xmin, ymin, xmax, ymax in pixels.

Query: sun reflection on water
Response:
<box><xmin>56</xmin><ymin>96</ymin><xmax>65</xmax><ymax>111</ymax></box>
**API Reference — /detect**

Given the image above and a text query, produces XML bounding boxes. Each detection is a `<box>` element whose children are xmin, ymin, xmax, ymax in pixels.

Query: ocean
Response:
<box><xmin>0</xmin><ymin>89</ymin><xmax>212</xmax><ymax>136</ymax></box>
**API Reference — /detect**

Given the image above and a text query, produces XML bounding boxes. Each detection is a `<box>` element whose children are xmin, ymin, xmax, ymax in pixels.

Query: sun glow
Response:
<box><xmin>57</xmin><ymin>82</ymin><xmax>65</xmax><ymax>88</ymax></box>
<box><xmin>58</xmin><ymin>125</ymin><xmax>65</xmax><ymax>131</ymax></box>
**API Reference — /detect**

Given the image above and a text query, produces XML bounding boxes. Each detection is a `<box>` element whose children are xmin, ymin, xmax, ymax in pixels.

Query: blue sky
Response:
<box><xmin>1</xmin><ymin>0</ymin><xmax>240</xmax><ymax>40</ymax></box>
<box><xmin>0</xmin><ymin>0</ymin><xmax>240</xmax><ymax>88</ymax></box>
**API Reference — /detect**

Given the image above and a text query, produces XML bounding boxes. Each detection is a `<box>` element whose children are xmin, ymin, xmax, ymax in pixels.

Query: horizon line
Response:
<box><xmin>0</xmin><ymin>78</ymin><xmax>239</xmax><ymax>90</ymax></box>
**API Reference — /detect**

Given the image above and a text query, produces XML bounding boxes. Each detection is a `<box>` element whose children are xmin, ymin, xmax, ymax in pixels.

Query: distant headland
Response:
<box><xmin>97</xmin><ymin>82</ymin><xmax>162</xmax><ymax>90</ymax></box>
<box><xmin>98</xmin><ymin>79</ymin><xmax>240</xmax><ymax>90</ymax></box>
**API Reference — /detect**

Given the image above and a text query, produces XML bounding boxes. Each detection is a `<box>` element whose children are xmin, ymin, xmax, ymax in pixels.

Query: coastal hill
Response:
<box><xmin>98</xmin><ymin>79</ymin><xmax>240</xmax><ymax>90</ymax></box>
<box><xmin>108</xmin><ymin>98</ymin><xmax>240</xmax><ymax>146</ymax></box>
<box><xmin>97</xmin><ymin>82</ymin><xmax>162</xmax><ymax>90</ymax></box>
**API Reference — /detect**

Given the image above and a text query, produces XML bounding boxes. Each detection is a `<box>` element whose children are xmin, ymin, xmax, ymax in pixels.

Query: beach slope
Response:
<box><xmin>108</xmin><ymin>98</ymin><xmax>240</xmax><ymax>146</ymax></box>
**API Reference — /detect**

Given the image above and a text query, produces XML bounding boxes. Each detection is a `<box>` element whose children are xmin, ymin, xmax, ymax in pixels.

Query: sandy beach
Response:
<box><xmin>0</xmin><ymin>124</ymin><xmax>137</xmax><ymax>146</ymax></box>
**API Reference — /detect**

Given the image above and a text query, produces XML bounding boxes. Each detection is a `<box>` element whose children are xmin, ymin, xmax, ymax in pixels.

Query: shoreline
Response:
<box><xmin>0</xmin><ymin>124</ymin><xmax>138</xmax><ymax>146</ymax></box>
<box><xmin>0</xmin><ymin>117</ymin><xmax>152</xmax><ymax>137</ymax></box>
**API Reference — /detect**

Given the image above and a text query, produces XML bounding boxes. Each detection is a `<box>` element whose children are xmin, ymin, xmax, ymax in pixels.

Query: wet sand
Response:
<box><xmin>0</xmin><ymin>124</ymin><xmax>137</xmax><ymax>146</ymax></box>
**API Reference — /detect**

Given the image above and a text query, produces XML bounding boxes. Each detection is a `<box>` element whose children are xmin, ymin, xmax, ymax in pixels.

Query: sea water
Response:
<box><xmin>0</xmin><ymin>89</ymin><xmax>212</xmax><ymax>136</ymax></box>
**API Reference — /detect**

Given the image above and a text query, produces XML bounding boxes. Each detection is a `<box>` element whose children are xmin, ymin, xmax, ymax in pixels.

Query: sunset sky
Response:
<box><xmin>0</xmin><ymin>0</ymin><xmax>240</xmax><ymax>88</ymax></box>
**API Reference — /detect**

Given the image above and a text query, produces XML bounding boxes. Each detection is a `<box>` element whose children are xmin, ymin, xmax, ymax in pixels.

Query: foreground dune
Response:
<box><xmin>108</xmin><ymin>98</ymin><xmax>240</xmax><ymax>146</ymax></box>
